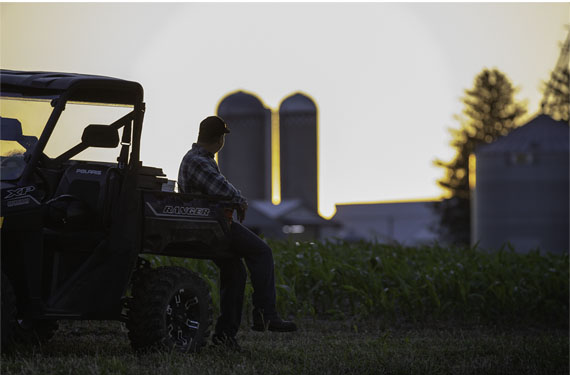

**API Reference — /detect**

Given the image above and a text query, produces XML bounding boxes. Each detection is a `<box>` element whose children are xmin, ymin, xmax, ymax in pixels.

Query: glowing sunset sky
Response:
<box><xmin>1</xmin><ymin>2</ymin><xmax>568</xmax><ymax>217</ymax></box>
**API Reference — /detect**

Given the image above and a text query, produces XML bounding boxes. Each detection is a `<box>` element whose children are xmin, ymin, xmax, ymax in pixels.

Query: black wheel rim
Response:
<box><xmin>165</xmin><ymin>288</ymin><xmax>200</xmax><ymax>349</ymax></box>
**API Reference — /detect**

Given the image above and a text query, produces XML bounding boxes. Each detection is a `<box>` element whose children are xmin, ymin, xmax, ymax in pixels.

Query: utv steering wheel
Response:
<box><xmin>45</xmin><ymin>194</ymin><xmax>91</xmax><ymax>227</ymax></box>
<box><xmin>33</xmin><ymin>168</ymin><xmax>51</xmax><ymax>201</ymax></box>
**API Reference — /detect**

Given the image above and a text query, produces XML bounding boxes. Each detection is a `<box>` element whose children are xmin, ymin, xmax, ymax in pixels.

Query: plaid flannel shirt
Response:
<box><xmin>177</xmin><ymin>143</ymin><xmax>247</xmax><ymax>206</ymax></box>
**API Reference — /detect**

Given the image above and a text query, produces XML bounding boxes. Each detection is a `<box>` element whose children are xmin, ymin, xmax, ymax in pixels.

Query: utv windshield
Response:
<box><xmin>1</xmin><ymin>96</ymin><xmax>131</xmax><ymax>181</ymax></box>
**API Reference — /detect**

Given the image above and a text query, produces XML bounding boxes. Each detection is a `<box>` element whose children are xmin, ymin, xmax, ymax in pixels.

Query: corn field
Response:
<box><xmin>148</xmin><ymin>241</ymin><xmax>569</xmax><ymax>327</ymax></box>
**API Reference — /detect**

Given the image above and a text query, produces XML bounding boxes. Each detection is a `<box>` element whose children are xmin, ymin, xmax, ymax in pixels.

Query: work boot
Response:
<box><xmin>212</xmin><ymin>333</ymin><xmax>242</xmax><ymax>351</ymax></box>
<box><xmin>251</xmin><ymin>309</ymin><xmax>297</xmax><ymax>332</ymax></box>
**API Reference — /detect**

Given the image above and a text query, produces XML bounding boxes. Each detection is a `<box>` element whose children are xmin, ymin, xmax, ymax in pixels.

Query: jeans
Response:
<box><xmin>213</xmin><ymin>222</ymin><xmax>277</xmax><ymax>337</ymax></box>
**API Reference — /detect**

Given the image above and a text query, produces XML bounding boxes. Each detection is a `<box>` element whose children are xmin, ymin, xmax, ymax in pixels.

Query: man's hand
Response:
<box><xmin>237</xmin><ymin>202</ymin><xmax>248</xmax><ymax>223</ymax></box>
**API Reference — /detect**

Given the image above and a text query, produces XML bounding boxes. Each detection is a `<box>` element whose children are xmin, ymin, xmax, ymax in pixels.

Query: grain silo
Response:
<box><xmin>471</xmin><ymin>114</ymin><xmax>569</xmax><ymax>254</ymax></box>
<box><xmin>217</xmin><ymin>91</ymin><xmax>271</xmax><ymax>200</ymax></box>
<box><xmin>279</xmin><ymin>93</ymin><xmax>318</xmax><ymax>213</ymax></box>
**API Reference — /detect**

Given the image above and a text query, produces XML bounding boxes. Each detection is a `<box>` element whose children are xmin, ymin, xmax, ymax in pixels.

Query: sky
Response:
<box><xmin>1</xmin><ymin>2</ymin><xmax>568</xmax><ymax>218</ymax></box>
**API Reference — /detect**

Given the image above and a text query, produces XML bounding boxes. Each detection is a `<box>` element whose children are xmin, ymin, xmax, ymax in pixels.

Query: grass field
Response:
<box><xmin>1</xmin><ymin>320</ymin><xmax>568</xmax><ymax>375</ymax></box>
<box><xmin>2</xmin><ymin>241</ymin><xmax>568</xmax><ymax>374</ymax></box>
<box><xmin>154</xmin><ymin>240</ymin><xmax>569</xmax><ymax>327</ymax></box>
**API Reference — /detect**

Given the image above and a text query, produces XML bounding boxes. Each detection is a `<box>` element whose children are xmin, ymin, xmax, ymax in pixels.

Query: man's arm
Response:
<box><xmin>198</xmin><ymin>160</ymin><xmax>248</xmax><ymax>222</ymax></box>
<box><xmin>185</xmin><ymin>157</ymin><xmax>248</xmax><ymax>206</ymax></box>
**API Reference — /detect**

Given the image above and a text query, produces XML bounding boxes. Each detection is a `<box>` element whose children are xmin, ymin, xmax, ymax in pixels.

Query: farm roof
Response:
<box><xmin>244</xmin><ymin>199</ymin><xmax>332</xmax><ymax>227</ymax></box>
<box><xmin>477</xmin><ymin>114</ymin><xmax>569</xmax><ymax>154</ymax></box>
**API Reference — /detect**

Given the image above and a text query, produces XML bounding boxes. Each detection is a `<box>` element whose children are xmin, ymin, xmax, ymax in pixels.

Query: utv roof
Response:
<box><xmin>0</xmin><ymin>69</ymin><xmax>144</xmax><ymax>106</ymax></box>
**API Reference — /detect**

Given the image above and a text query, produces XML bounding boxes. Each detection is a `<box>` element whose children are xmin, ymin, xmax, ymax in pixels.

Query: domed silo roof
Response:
<box><xmin>280</xmin><ymin>93</ymin><xmax>316</xmax><ymax>113</ymax></box>
<box><xmin>217</xmin><ymin>91</ymin><xmax>271</xmax><ymax>200</ymax></box>
<box><xmin>218</xmin><ymin>91</ymin><xmax>267</xmax><ymax>116</ymax></box>
<box><xmin>279</xmin><ymin>93</ymin><xmax>318</xmax><ymax>213</ymax></box>
<box><xmin>472</xmin><ymin>114</ymin><xmax>569</xmax><ymax>254</ymax></box>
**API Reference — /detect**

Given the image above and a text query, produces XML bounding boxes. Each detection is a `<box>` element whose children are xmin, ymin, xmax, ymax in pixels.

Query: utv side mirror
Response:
<box><xmin>81</xmin><ymin>125</ymin><xmax>119</xmax><ymax>148</ymax></box>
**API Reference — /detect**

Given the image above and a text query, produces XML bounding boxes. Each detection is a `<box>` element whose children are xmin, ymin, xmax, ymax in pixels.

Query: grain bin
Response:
<box><xmin>279</xmin><ymin>93</ymin><xmax>318</xmax><ymax>213</ymax></box>
<box><xmin>471</xmin><ymin>114</ymin><xmax>569</xmax><ymax>253</ymax></box>
<box><xmin>217</xmin><ymin>91</ymin><xmax>271</xmax><ymax>200</ymax></box>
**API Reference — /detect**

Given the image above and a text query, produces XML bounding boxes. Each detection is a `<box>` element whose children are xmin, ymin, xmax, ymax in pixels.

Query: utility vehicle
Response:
<box><xmin>0</xmin><ymin>70</ymin><xmax>235</xmax><ymax>353</ymax></box>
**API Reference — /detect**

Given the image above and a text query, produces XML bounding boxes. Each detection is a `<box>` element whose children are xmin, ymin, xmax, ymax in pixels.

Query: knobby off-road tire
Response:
<box><xmin>127</xmin><ymin>266</ymin><xmax>213</xmax><ymax>353</ymax></box>
<box><xmin>1</xmin><ymin>272</ymin><xmax>17</xmax><ymax>353</ymax></box>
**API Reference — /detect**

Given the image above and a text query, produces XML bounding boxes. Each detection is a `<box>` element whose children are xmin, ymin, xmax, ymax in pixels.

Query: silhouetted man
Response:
<box><xmin>178</xmin><ymin>116</ymin><xmax>297</xmax><ymax>350</ymax></box>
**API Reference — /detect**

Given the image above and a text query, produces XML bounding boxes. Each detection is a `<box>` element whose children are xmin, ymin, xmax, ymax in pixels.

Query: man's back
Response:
<box><xmin>178</xmin><ymin>143</ymin><xmax>246</xmax><ymax>207</ymax></box>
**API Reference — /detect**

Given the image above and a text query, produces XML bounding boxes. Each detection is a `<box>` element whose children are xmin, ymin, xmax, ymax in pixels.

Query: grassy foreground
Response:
<box><xmin>2</xmin><ymin>241</ymin><xmax>568</xmax><ymax>374</ymax></box>
<box><xmin>1</xmin><ymin>320</ymin><xmax>568</xmax><ymax>375</ymax></box>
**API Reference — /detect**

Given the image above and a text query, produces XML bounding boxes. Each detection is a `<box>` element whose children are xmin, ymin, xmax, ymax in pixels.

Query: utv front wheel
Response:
<box><xmin>127</xmin><ymin>266</ymin><xmax>212</xmax><ymax>353</ymax></box>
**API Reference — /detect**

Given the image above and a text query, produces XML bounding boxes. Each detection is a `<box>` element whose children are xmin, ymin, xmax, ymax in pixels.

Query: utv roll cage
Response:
<box><xmin>1</xmin><ymin>70</ymin><xmax>146</xmax><ymax>183</ymax></box>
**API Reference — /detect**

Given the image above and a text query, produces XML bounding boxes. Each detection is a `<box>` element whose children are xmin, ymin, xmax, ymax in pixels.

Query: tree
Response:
<box><xmin>433</xmin><ymin>68</ymin><xmax>527</xmax><ymax>245</ymax></box>
<box><xmin>540</xmin><ymin>30</ymin><xmax>570</xmax><ymax>122</ymax></box>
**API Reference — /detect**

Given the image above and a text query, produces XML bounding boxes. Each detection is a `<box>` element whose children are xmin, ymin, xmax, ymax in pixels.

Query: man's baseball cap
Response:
<box><xmin>200</xmin><ymin>116</ymin><xmax>230</xmax><ymax>138</ymax></box>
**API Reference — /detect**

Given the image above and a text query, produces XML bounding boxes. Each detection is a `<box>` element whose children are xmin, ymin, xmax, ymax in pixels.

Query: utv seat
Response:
<box><xmin>46</xmin><ymin>163</ymin><xmax>121</xmax><ymax>231</ymax></box>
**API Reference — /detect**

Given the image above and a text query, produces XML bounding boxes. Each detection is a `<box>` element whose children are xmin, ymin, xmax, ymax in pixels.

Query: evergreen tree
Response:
<box><xmin>541</xmin><ymin>31</ymin><xmax>570</xmax><ymax>122</ymax></box>
<box><xmin>434</xmin><ymin>68</ymin><xmax>527</xmax><ymax>245</ymax></box>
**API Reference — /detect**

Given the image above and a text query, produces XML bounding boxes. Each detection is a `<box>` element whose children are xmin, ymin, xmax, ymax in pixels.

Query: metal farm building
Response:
<box><xmin>471</xmin><ymin>114</ymin><xmax>569</xmax><ymax>254</ymax></box>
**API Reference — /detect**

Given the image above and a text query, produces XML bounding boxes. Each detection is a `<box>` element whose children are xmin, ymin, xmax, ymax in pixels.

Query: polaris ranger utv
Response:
<box><xmin>0</xmin><ymin>70</ymin><xmax>236</xmax><ymax>353</ymax></box>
